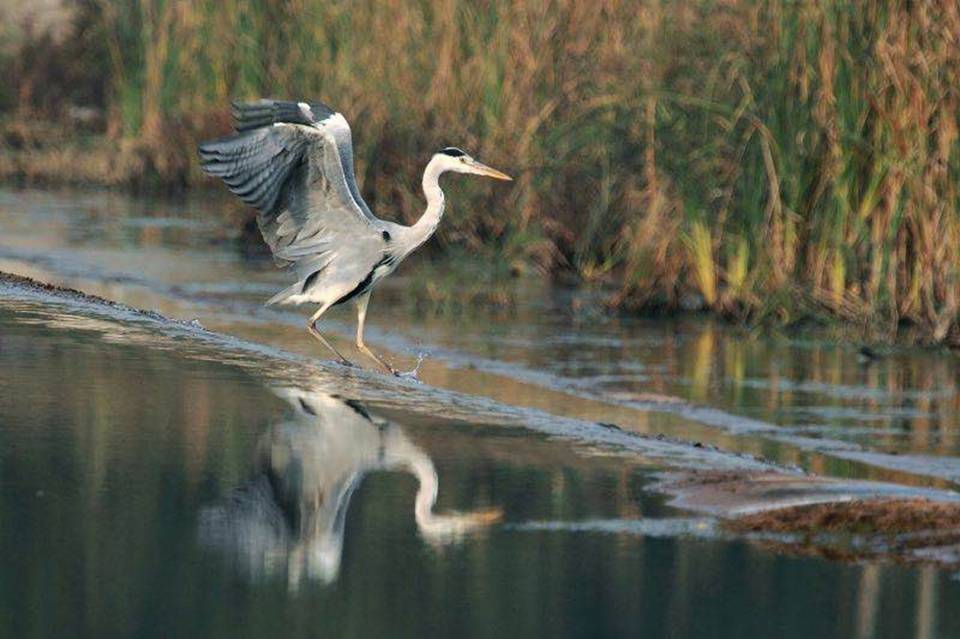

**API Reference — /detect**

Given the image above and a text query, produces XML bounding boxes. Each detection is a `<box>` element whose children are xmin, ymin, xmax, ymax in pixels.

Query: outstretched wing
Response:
<box><xmin>198</xmin><ymin>100</ymin><xmax>385</xmax><ymax>285</ymax></box>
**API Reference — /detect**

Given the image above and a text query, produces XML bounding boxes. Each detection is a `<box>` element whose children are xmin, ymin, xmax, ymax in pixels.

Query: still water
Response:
<box><xmin>1</xmin><ymin>188</ymin><xmax>960</xmax><ymax>637</ymax></box>
<box><xmin>2</xmin><ymin>306</ymin><xmax>959</xmax><ymax>638</ymax></box>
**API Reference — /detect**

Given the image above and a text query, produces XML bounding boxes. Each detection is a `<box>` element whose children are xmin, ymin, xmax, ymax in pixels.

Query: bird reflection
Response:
<box><xmin>198</xmin><ymin>387</ymin><xmax>501</xmax><ymax>589</ymax></box>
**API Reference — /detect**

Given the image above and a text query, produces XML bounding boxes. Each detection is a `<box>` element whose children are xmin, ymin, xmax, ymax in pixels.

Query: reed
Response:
<box><xmin>4</xmin><ymin>0</ymin><xmax>959</xmax><ymax>343</ymax></box>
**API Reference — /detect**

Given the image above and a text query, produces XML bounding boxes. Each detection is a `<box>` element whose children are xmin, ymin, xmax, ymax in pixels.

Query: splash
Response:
<box><xmin>397</xmin><ymin>351</ymin><xmax>428</xmax><ymax>381</ymax></box>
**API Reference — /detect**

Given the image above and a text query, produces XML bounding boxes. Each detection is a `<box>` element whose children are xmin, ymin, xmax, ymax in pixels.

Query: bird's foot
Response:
<box><xmin>393</xmin><ymin>353</ymin><xmax>427</xmax><ymax>382</ymax></box>
<box><xmin>393</xmin><ymin>368</ymin><xmax>422</xmax><ymax>382</ymax></box>
<box><xmin>338</xmin><ymin>357</ymin><xmax>357</xmax><ymax>368</ymax></box>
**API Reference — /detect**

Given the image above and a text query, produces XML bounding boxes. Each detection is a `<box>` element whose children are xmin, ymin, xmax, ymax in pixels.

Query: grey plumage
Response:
<box><xmin>199</xmin><ymin>98</ymin><xmax>512</xmax><ymax>374</ymax></box>
<box><xmin>231</xmin><ymin>99</ymin><xmax>335</xmax><ymax>132</ymax></box>
<box><xmin>197</xmin><ymin>387</ymin><xmax>502</xmax><ymax>587</ymax></box>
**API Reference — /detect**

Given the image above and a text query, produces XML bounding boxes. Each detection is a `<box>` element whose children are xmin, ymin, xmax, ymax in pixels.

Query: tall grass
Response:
<box><xmin>4</xmin><ymin>0</ymin><xmax>960</xmax><ymax>343</ymax></box>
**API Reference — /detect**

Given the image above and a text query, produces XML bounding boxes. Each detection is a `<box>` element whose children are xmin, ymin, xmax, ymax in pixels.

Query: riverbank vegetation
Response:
<box><xmin>2</xmin><ymin>1</ymin><xmax>959</xmax><ymax>344</ymax></box>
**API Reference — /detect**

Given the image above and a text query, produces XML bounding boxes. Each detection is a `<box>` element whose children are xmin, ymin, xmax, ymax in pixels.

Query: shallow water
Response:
<box><xmin>3</xmin><ymin>306</ymin><xmax>960</xmax><ymax>638</ymax></box>
<box><xmin>1</xmin><ymin>188</ymin><xmax>959</xmax><ymax>487</ymax></box>
<box><xmin>3</xmin><ymin>188</ymin><xmax>960</xmax><ymax>636</ymax></box>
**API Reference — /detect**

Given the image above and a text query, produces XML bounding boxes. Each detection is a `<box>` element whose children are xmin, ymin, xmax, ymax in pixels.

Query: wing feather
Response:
<box><xmin>199</xmin><ymin>99</ymin><xmax>390</xmax><ymax>305</ymax></box>
<box><xmin>198</xmin><ymin>126</ymin><xmax>307</xmax><ymax>215</ymax></box>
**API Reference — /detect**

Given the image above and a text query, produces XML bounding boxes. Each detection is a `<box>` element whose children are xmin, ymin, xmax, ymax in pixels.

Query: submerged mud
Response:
<box><xmin>0</xmin><ymin>271</ymin><xmax>776</xmax><ymax>471</ymax></box>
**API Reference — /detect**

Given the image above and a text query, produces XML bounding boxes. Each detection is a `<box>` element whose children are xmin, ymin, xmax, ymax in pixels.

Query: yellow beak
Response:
<box><xmin>468</xmin><ymin>159</ymin><xmax>513</xmax><ymax>181</ymax></box>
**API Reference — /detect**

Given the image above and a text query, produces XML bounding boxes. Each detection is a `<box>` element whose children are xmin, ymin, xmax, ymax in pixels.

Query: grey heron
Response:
<box><xmin>198</xmin><ymin>99</ymin><xmax>512</xmax><ymax>374</ymax></box>
<box><xmin>198</xmin><ymin>387</ymin><xmax>502</xmax><ymax>588</ymax></box>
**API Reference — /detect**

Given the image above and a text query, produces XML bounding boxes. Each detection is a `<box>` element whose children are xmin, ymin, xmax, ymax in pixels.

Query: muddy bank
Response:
<box><xmin>728</xmin><ymin>499</ymin><xmax>960</xmax><ymax>567</ymax></box>
<box><xmin>655</xmin><ymin>471</ymin><xmax>960</xmax><ymax>568</ymax></box>
<box><xmin>728</xmin><ymin>498</ymin><xmax>960</xmax><ymax>536</ymax></box>
<box><xmin>0</xmin><ymin>271</ymin><xmax>773</xmax><ymax>469</ymax></box>
<box><xmin>4</xmin><ymin>270</ymin><xmax>960</xmax><ymax>570</ymax></box>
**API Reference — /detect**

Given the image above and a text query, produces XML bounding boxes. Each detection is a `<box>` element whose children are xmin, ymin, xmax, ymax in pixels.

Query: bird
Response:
<box><xmin>198</xmin><ymin>387</ymin><xmax>502</xmax><ymax>588</ymax></box>
<box><xmin>198</xmin><ymin>99</ymin><xmax>512</xmax><ymax>374</ymax></box>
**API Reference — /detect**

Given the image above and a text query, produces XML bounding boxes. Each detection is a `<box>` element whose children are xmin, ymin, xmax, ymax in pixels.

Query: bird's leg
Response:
<box><xmin>307</xmin><ymin>304</ymin><xmax>354</xmax><ymax>367</ymax></box>
<box><xmin>355</xmin><ymin>292</ymin><xmax>399</xmax><ymax>376</ymax></box>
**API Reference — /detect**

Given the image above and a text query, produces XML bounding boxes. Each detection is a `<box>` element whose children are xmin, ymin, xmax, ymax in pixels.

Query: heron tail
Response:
<box><xmin>265</xmin><ymin>280</ymin><xmax>305</xmax><ymax>305</ymax></box>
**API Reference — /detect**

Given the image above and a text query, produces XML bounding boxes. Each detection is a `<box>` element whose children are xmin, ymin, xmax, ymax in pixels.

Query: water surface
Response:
<box><xmin>2</xmin><ymin>303</ymin><xmax>959</xmax><ymax>638</ymax></box>
<box><xmin>1</xmin><ymin>188</ymin><xmax>959</xmax><ymax>487</ymax></box>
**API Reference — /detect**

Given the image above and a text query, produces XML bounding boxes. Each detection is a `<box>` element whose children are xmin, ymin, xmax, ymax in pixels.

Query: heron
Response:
<box><xmin>198</xmin><ymin>387</ymin><xmax>502</xmax><ymax>588</ymax></box>
<box><xmin>198</xmin><ymin>99</ymin><xmax>512</xmax><ymax>374</ymax></box>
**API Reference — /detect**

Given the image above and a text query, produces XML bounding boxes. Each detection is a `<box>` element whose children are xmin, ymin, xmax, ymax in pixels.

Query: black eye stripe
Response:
<box><xmin>440</xmin><ymin>147</ymin><xmax>466</xmax><ymax>157</ymax></box>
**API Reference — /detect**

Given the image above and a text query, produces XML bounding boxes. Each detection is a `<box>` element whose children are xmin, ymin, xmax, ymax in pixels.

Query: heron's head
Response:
<box><xmin>434</xmin><ymin>147</ymin><xmax>512</xmax><ymax>181</ymax></box>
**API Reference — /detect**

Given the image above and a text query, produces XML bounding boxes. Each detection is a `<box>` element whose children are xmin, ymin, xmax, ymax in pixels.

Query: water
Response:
<box><xmin>2</xmin><ymin>306</ymin><xmax>959</xmax><ymax>638</ymax></box>
<box><xmin>2</xmin><ymin>188</ymin><xmax>960</xmax><ymax>637</ymax></box>
<box><xmin>1</xmin><ymin>188</ymin><xmax>958</xmax><ymax>487</ymax></box>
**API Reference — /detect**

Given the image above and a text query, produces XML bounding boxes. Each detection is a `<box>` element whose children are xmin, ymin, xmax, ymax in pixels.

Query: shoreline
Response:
<box><xmin>1</xmin><ymin>137</ymin><xmax>957</xmax><ymax>348</ymax></box>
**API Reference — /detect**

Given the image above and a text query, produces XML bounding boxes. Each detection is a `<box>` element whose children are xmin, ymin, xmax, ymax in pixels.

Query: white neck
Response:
<box><xmin>410</xmin><ymin>453</ymin><xmax>440</xmax><ymax>527</ymax></box>
<box><xmin>409</xmin><ymin>155</ymin><xmax>448</xmax><ymax>248</ymax></box>
<box><xmin>409</xmin><ymin>450</ymin><xmax>498</xmax><ymax>543</ymax></box>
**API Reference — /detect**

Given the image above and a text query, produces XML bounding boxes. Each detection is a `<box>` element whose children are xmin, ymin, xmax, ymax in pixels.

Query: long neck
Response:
<box><xmin>410</xmin><ymin>453</ymin><xmax>440</xmax><ymax>527</ymax></box>
<box><xmin>409</xmin><ymin>453</ymin><xmax>499</xmax><ymax>543</ymax></box>
<box><xmin>387</xmin><ymin>434</ymin><xmax>499</xmax><ymax>543</ymax></box>
<box><xmin>409</xmin><ymin>156</ymin><xmax>446</xmax><ymax>248</ymax></box>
